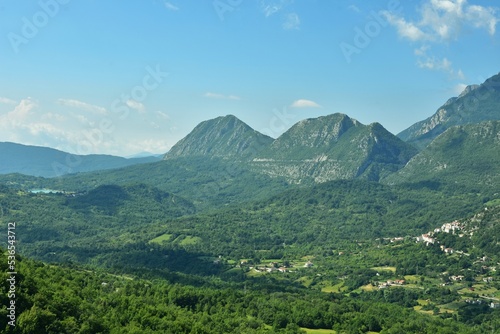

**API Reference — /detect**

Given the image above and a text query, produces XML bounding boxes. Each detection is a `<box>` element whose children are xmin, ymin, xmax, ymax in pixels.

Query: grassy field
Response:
<box><xmin>371</xmin><ymin>266</ymin><xmax>396</xmax><ymax>273</ymax></box>
<box><xmin>321</xmin><ymin>282</ymin><xmax>346</xmax><ymax>293</ymax></box>
<box><xmin>301</xmin><ymin>328</ymin><xmax>336</xmax><ymax>334</ymax></box>
<box><xmin>179</xmin><ymin>235</ymin><xmax>202</xmax><ymax>246</ymax></box>
<box><xmin>149</xmin><ymin>233</ymin><xmax>173</xmax><ymax>244</ymax></box>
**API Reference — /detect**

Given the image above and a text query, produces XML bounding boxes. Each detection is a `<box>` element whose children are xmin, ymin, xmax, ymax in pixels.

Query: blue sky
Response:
<box><xmin>0</xmin><ymin>0</ymin><xmax>499</xmax><ymax>156</ymax></box>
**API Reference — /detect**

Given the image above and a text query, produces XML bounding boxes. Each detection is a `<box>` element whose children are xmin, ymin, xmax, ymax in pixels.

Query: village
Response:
<box><xmin>217</xmin><ymin>213</ymin><xmax>500</xmax><ymax>314</ymax></box>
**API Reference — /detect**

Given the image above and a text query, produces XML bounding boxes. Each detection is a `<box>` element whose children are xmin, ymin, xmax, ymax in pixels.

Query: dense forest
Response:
<box><xmin>1</xmin><ymin>175</ymin><xmax>499</xmax><ymax>333</ymax></box>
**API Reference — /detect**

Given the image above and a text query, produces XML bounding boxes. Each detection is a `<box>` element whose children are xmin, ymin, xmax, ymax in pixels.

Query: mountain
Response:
<box><xmin>0</xmin><ymin>142</ymin><xmax>160</xmax><ymax>178</ymax></box>
<box><xmin>164</xmin><ymin>115</ymin><xmax>273</xmax><ymax>160</ymax></box>
<box><xmin>398</xmin><ymin>72</ymin><xmax>500</xmax><ymax>149</ymax></box>
<box><xmin>126</xmin><ymin>151</ymin><xmax>164</xmax><ymax>159</ymax></box>
<box><xmin>251</xmin><ymin>113</ymin><xmax>418</xmax><ymax>183</ymax></box>
<box><xmin>385</xmin><ymin>121</ymin><xmax>500</xmax><ymax>192</ymax></box>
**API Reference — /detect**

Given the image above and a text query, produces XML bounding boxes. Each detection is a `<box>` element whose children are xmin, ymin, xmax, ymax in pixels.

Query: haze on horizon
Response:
<box><xmin>1</xmin><ymin>0</ymin><xmax>499</xmax><ymax>157</ymax></box>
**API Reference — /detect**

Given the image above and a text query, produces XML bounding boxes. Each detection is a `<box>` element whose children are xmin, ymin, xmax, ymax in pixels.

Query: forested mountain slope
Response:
<box><xmin>385</xmin><ymin>121</ymin><xmax>500</xmax><ymax>192</ymax></box>
<box><xmin>398</xmin><ymin>73</ymin><xmax>500</xmax><ymax>149</ymax></box>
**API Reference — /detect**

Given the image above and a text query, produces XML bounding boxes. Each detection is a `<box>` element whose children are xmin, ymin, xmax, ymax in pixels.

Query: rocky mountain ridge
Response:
<box><xmin>398</xmin><ymin>73</ymin><xmax>500</xmax><ymax>149</ymax></box>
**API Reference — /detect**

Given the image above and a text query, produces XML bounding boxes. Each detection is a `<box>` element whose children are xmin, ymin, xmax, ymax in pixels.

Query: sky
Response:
<box><xmin>0</xmin><ymin>0</ymin><xmax>499</xmax><ymax>157</ymax></box>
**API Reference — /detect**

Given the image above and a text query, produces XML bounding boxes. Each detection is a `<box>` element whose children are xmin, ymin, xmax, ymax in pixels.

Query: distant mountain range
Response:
<box><xmin>2</xmin><ymin>72</ymin><xmax>499</xmax><ymax>186</ymax></box>
<box><xmin>163</xmin><ymin>113</ymin><xmax>417</xmax><ymax>183</ymax></box>
<box><xmin>398</xmin><ymin>72</ymin><xmax>500</xmax><ymax>149</ymax></box>
<box><xmin>162</xmin><ymin>113</ymin><xmax>414</xmax><ymax>183</ymax></box>
<box><xmin>0</xmin><ymin>142</ymin><xmax>161</xmax><ymax>178</ymax></box>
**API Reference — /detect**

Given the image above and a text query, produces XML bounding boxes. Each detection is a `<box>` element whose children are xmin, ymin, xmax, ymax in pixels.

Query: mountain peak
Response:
<box><xmin>397</xmin><ymin>72</ymin><xmax>500</xmax><ymax>149</ymax></box>
<box><xmin>458</xmin><ymin>84</ymin><xmax>480</xmax><ymax>98</ymax></box>
<box><xmin>268</xmin><ymin>112</ymin><xmax>359</xmax><ymax>151</ymax></box>
<box><xmin>252</xmin><ymin>113</ymin><xmax>416</xmax><ymax>183</ymax></box>
<box><xmin>164</xmin><ymin>115</ymin><xmax>273</xmax><ymax>160</ymax></box>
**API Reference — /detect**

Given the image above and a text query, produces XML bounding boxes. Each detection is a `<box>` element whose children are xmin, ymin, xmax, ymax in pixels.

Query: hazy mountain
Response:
<box><xmin>385</xmin><ymin>121</ymin><xmax>500</xmax><ymax>191</ymax></box>
<box><xmin>398</xmin><ymin>72</ymin><xmax>500</xmax><ymax>149</ymax></box>
<box><xmin>0</xmin><ymin>142</ymin><xmax>159</xmax><ymax>178</ymax></box>
<box><xmin>164</xmin><ymin>115</ymin><xmax>273</xmax><ymax>160</ymax></box>
<box><xmin>251</xmin><ymin>113</ymin><xmax>418</xmax><ymax>183</ymax></box>
<box><xmin>126</xmin><ymin>152</ymin><xmax>164</xmax><ymax>159</ymax></box>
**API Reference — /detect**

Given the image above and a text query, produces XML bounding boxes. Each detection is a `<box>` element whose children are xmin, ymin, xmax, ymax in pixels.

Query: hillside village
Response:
<box><xmin>232</xmin><ymin>208</ymin><xmax>500</xmax><ymax>311</ymax></box>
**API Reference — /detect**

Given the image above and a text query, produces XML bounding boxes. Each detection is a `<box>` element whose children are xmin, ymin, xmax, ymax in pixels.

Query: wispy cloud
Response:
<box><xmin>126</xmin><ymin>99</ymin><xmax>146</xmax><ymax>113</ymax></box>
<box><xmin>41</xmin><ymin>112</ymin><xmax>66</xmax><ymax>122</ymax></box>
<box><xmin>57</xmin><ymin>98</ymin><xmax>107</xmax><ymax>114</ymax></box>
<box><xmin>283</xmin><ymin>13</ymin><xmax>300</xmax><ymax>30</ymax></box>
<box><xmin>155</xmin><ymin>111</ymin><xmax>170</xmax><ymax>120</ymax></box>
<box><xmin>203</xmin><ymin>92</ymin><xmax>241</xmax><ymax>100</ymax></box>
<box><xmin>164</xmin><ymin>2</ymin><xmax>179</xmax><ymax>11</ymax></box>
<box><xmin>261</xmin><ymin>0</ymin><xmax>293</xmax><ymax>17</ymax></box>
<box><xmin>291</xmin><ymin>99</ymin><xmax>321</xmax><ymax>108</ymax></box>
<box><xmin>348</xmin><ymin>4</ymin><xmax>360</xmax><ymax>13</ymax></box>
<box><xmin>382</xmin><ymin>0</ymin><xmax>499</xmax><ymax>78</ymax></box>
<box><xmin>0</xmin><ymin>98</ymin><xmax>170</xmax><ymax>156</ymax></box>
<box><xmin>0</xmin><ymin>98</ymin><xmax>37</xmax><ymax>126</ymax></box>
<box><xmin>0</xmin><ymin>97</ymin><xmax>17</xmax><ymax>105</ymax></box>
<box><xmin>415</xmin><ymin>46</ymin><xmax>464</xmax><ymax>79</ymax></box>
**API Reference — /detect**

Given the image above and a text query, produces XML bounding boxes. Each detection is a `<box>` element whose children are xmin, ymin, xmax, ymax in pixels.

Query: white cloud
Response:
<box><xmin>0</xmin><ymin>98</ymin><xmax>82</xmax><ymax>151</ymax></box>
<box><xmin>126</xmin><ymin>99</ymin><xmax>146</xmax><ymax>113</ymax></box>
<box><xmin>383</xmin><ymin>1</ymin><xmax>499</xmax><ymax>78</ymax></box>
<box><xmin>291</xmin><ymin>99</ymin><xmax>321</xmax><ymax>108</ymax></box>
<box><xmin>0</xmin><ymin>98</ymin><xmax>173</xmax><ymax>156</ymax></box>
<box><xmin>0</xmin><ymin>98</ymin><xmax>37</xmax><ymax>127</ymax></box>
<box><xmin>283</xmin><ymin>13</ymin><xmax>300</xmax><ymax>30</ymax></box>
<box><xmin>0</xmin><ymin>97</ymin><xmax>17</xmax><ymax>105</ymax></box>
<box><xmin>415</xmin><ymin>46</ymin><xmax>464</xmax><ymax>79</ymax></box>
<box><xmin>466</xmin><ymin>5</ymin><xmax>499</xmax><ymax>35</ymax></box>
<box><xmin>203</xmin><ymin>92</ymin><xmax>240</xmax><ymax>100</ymax></box>
<box><xmin>384</xmin><ymin>0</ymin><xmax>499</xmax><ymax>42</ymax></box>
<box><xmin>57</xmin><ymin>98</ymin><xmax>107</xmax><ymax>114</ymax></box>
<box><xmin>164</xmin><ymin>2</ymin><xmax>179</xmax><ymax>11</ymax></box>
<box><xmin>261</xmin><ymin>0</ymin><xmax>293</xmax><ymax>17</ymax></box>
<box><xmin>382</xmin><ymin>11</ymin><xmax>428</xmax><ymax>41</ymax></box>
<box><xmin>453</xmin><ymin>83</ymin><xmax>468</xmax><ymax>95</ymax></box>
